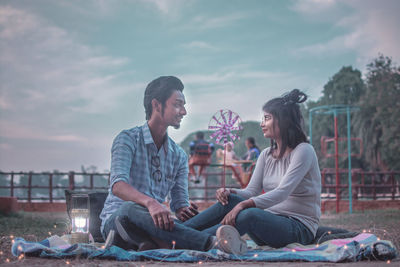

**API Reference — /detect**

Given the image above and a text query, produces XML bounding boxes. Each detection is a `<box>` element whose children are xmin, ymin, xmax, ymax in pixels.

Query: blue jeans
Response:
<box><xmin>183</xmin><ymin>194</ymin><xmax>314</xmax><ymax>248</ymax></box>
<box><xmin>102</xmin><ymin>201</ymin><xmax>212</xmax><ymax>251</ymax></box>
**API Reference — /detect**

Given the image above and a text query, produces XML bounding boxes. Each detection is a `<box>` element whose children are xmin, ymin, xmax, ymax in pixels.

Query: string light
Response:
<box><xmin>363</xmin><ymin>229</ymin><xmax>367</xmax><ymax>233</ymax></box>
<box><xmin>172</xmin><ymin>240</ymin><xmax>176</xmax><ymax>250</ymax></box>
<box><xmin>377</xmin><ymin>237</ymin><xmax>381</xmax><ymax>241</ymax></box>
<box><xmin>101</xmin><ymin>245</ymin><xmax>105</xmax><ymax>249</ymax></box>
<box><xmin>198</xmin><ymin>261</ymin><xmax>203</xmax><ymax>264</ymax></box>
<box><xmin>9</xmin><ymin>235</ymin><xmax>14</xmax><ymax>239</ymax></box>
<box><xmin>387</xmin><ymin>260</ymin><xmax>391</xmax><ymax>264</ymax></box>
<box><xmin>66</xmin><ymin>260</ymin><xmax>70</xmax><ymax>264</ymax></box>
<box><xmin>344</xmin><ymin>245</ymin><xmax>348</xmax><ymax>249</ymax></box>
<box><xmin>6</xmin><ymin>258</ymin><xmax>10</xmax><ymax>263</ymax></box>
<box><xmin>0</xmin><ymin>251</ymin><xmax>3</xmax><ymax>255</ymax></box>
<box><xmin>17</xmin><ymin>246</ymin><xmax>22</xmax><ymax>251</ymax></box>
<box><xmin>253</xmin><ymin>254</ymin><xmax>258</xmax><ymax>257</ymax></box>
<box><xmin>54</xmin><ymin>224</ymin><xmax>57</xmax><ymax>229</ymax></box>
<box><xmin>48</xmin><ymin>232</ymin><xmax>52</xmax><ymax>236</ymax></box>
<box><xmin>11</xmin><ymin>239</ymin><xmax>15</xmax><ymax>244</ymax></box>
<box><xmin>291</xmin><ymin>249</ymin><xmax>296</xmax><ymax>252</ymax></box>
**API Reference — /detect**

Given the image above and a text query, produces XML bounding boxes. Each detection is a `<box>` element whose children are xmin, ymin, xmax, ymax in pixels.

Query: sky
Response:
<box><xmin>0</xmin><ymin>0</ymin><xmax>399</xmax><ymax>172</ymax></box>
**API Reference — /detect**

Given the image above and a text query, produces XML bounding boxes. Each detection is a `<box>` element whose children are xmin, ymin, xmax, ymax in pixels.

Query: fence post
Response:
<box><xmin>372</xmin><ymin>173</ymin><xmax>376</xmax><ymax>200</ymax></box>
<box><xmin>69</xmin><ymin>171</ymin><xmax>75</xmax><ymax>190</ymax></box>
<box><xmin>391</xmin><ymin>172</ymin><xmax>395</xmax><ymax>200</ymax></box>
<box><xmin>90</xmin><ymin>174</ymin><xmax>94</xmax><ymax>190</ymax></box>
<box><xmin>10</xmin><ymin>171</ymin><xmax>14</xmax><ymax>197</ymax></box>
<box><xmin>28</xmin><ymin>172</ymin><xmax>32</xmax><ymax>203</ymax></box>
<box><xmin>204</xmin><ymin>173</ymin><xmax>208</xmax><ymax>202</ymax></box>
<box><xmin>49</xmin><ymin>173</ymin><xmax>53</xmax><ymax>203</ymax></box>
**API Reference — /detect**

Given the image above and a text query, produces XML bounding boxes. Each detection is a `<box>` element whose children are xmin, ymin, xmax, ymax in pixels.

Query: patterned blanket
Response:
<box><xmin>12</xmin><ymin>233</ymin><xmax>397</xmax><ymax>262</ymax></box>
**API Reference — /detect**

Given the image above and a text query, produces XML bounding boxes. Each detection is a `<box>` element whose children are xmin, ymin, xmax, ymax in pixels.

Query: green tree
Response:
<box><xmin>305</xmin><ymin>66</ymin><xmax>365</xmax><ymax>170</ymax></box>
<box><xmin>355</xmin><ymin>55</ymin><xmax>400</xmax><ymax>170</ymax></box>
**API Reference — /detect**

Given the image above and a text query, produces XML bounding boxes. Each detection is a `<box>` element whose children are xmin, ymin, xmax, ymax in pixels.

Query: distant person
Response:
<box><xmin>216</xmin><ymin>141</ymin><xmax>239</xmax><ymax>166</ymax></box>
<box><xmin>216</xmin><ymin>142</ymin><xmax>245</xmax><ymax>186</ymax></box>
<box><xmin>242</xmin><ymin>137</ymin><xmax>260</xmax><ymax>161</ymax></box>
<box><xmin>184</xmin><ymin>89</ymin><xmax>321</xmax><ymax>251</ymax></box>
<box><xmin>241</xmin><ymin>137</ymin><xmax>260</xmax><ymax>171</ymax></box>
<box><xmin>188</xmin><ymin>131</ymin><xmax>215</xmax><ymax>183</ymax></box>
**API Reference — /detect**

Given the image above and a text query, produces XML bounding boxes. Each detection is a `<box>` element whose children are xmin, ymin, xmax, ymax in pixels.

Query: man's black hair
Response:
<box><xmin>143</xmin><ymin>76</ymin><xmax>184</xmax><ymax>120</ymax></box>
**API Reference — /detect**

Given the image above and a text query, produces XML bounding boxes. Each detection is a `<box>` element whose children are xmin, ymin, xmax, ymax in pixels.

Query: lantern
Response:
<box><xmin>70</xmin><ymin>194</ymin><xmax>89</xmax><ymax>244</ymax></box>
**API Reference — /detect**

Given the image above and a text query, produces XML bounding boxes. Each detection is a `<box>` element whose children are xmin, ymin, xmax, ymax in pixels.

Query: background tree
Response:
<box><xmin>355</xmin><ymin>55</ymin><xmax>400</xmax><ymax>170</ymax></box>
<box><xmin>304</xmin><ymin>66</ymin><xmax>365</xmax><ymax>170</ymax></box>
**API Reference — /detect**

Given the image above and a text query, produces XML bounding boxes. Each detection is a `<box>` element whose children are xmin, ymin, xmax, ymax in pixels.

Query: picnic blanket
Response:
<box><xmin>12</xmin><ymin>233</ymin><xmax>397</xmax><ymax>262</ymax></box>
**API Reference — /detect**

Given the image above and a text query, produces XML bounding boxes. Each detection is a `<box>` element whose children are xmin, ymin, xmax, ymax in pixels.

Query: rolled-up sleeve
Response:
<box><xmin>110</xmin><ymin>132</ymin><xmax>135</xmax><ymax>190</ymax></box>
<box><xmin>169</xmin><ymin>152</ymin><xmax>189</xmax><ymax>212</ymax></box>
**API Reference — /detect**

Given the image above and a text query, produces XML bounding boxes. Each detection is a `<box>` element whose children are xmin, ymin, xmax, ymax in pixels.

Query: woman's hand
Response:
<box><xmin>176</xmin><ymin>202</ymin><xmax>199</xmax><ymax>222</ymax></box>
<box><xmin>220</xmin><ymin>199</ymin><xmax>256</xmax><ymax>226</ymax></box>
<box><xmin>216</xmin><ymin>188</ymin><xmax>231</xmax><ymax>205</ymax></box>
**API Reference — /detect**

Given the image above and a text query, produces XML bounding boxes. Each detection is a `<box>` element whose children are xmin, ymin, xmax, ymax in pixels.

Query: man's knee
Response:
<box><xmin>119</xmin><ymin>201</ymin><xmax>151</xmax><ymax>220</ymax></box>
<box><xmin>120</xmin><ymin>201</ymin><xmax>144</xmax><ymax>211</ymax></box>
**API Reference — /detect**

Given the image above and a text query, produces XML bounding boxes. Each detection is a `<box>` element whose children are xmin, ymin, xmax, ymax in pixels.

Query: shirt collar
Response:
<box><xmin>142</xmin><ymin>122</ymin><xmax>171</xmax><ymax>154</ymax></box>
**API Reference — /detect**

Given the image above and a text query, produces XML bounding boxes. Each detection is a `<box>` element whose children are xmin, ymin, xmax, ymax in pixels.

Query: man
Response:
<box><xmin>99</xmin><ymin>76</ymin><xmax>244</xmax><ymax>252</ymax></box>
<box><xmin>188</xmin><ymin>131</ymin><xmax>214</xmax><ymax>183</ymax></box>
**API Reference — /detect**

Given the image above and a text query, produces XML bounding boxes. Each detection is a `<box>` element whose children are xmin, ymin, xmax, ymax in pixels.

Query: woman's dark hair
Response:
<box><xmin>143</xmin><ymin>76</ymin><xmax>184</xmax><ymax>120</ymax></box>
<box><xmin>262</xmin><ymin>89</ymin><xmax>308</xmax><ymax>158</ymax></box>
<box><xmin>246</xmin><ymin>137</ymin><xmax>259</xmax><ymax>150</ymax></box>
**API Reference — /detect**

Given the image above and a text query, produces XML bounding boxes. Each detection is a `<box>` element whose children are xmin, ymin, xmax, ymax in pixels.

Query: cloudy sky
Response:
<box><xmin>1</xmin><ymin>0</ymin><xmax>399</xmax><ymax>172</ymax></box>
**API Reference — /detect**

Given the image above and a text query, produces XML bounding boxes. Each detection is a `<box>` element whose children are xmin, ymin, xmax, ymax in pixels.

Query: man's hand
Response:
<box><xmin>147</xmin><ymin>199</ymin><xmax>174</xmax><ymax>231</ymax></box>
<box><xmin>176</xmin><ymin>202</ymin><xmax>199</xmax><ymax>222</ymax></box>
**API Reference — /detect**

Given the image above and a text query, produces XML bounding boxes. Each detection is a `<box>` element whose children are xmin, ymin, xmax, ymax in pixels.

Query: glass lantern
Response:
<box><xmin>70</xmin><ymin>194</ymin><xmax>90</xmax><ymax>244</ymax></box>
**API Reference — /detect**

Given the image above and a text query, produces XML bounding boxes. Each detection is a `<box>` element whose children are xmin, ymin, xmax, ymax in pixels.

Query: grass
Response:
<box><xmin>0</xmin><ymin>212</ymin><xmax>69</xmax><ymax>240</ymax></box>
<box><xmin>0</xmin><ymin>209</ymin><xmax>399</xmax><ymax>265</ymax></box>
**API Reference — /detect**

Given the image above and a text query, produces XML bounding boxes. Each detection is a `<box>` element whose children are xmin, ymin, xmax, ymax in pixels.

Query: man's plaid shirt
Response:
<box><xmin>100</xmin><ymin>122</ymin><xmax>189</xmax><ymax>233</ymax></box>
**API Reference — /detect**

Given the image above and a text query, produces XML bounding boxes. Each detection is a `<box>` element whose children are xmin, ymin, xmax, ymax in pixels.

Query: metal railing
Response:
<box><xmin>321</xmin><ymin>169</ymin><xmax>400</xmax><ymax>200</ymax></box>
<box><xmin>1</xmin><ymin>169</ymin><xmax>399</xmax><ymax>203</ymax></box>
<box><xmin>0</xmin><ymin>171</ymin><xmax>109</xmax><ymax>202</ymax></box>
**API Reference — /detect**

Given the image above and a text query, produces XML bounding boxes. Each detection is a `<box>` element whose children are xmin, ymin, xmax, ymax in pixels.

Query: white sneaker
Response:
<box><xmin>216</xmin><ymin>225</ymin><xmax>248</xmax><ymax>255</ymax></box>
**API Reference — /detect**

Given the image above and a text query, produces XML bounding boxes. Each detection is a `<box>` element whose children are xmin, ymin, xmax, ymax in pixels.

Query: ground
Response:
<box><xmin>0</xmin><ymin>209</ymin><xmax>399</xmax><ymax>266</ymax></box>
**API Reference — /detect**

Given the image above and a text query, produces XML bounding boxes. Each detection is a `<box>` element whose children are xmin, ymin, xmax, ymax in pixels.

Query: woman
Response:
<box><xmin>184</xmin><ymin>89</ymin><xmax>321</xmax><ymax>253</ymax></box>
<box><xmin>241</xmin><ymin>137</ymin><xmax>260</xmax><ymax>173</ymax></box>
<box><xmin>216</xmin><ymin>142</ymin><xmax>239</xmax><ymax>166</ymax></box>
<box><xmin>242</xmin><ymin>137</ymin><xmax>260</xmax><ymax>161</ymax></box>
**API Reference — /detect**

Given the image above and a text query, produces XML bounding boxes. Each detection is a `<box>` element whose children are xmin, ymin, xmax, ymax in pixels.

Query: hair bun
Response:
<box><xmin>282</xmin><ymin>89</ymin><xmax>307</xmax><ymax>105</ymax></box>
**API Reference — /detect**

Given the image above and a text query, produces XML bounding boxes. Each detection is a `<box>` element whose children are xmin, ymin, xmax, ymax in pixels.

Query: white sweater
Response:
<box><xmin>235</xmin><ymin>143</ymin><xmax>321</xmax><ymax>236</ymax></box>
